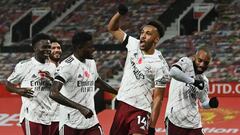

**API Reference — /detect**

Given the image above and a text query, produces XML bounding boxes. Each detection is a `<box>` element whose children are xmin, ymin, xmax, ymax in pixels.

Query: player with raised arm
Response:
<box><xmin>108</xmin><ymin>4</ymin><xmax>170</xmax><ymax>135</ymax></box>
<box><xmin>165</xmin><ymin>46</ymin><xmax>219</xmax><ymax>135</ymax></box>
<box><xmin>6</xmin><ymin>33</ymin><xmax>55</xmax><ymax>135</ymax></box>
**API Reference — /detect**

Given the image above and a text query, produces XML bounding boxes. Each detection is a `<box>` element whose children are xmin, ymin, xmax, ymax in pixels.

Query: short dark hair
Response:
<box><xmin>50</xmin><ymin>36</ymin><xmax>62</xmax><ymax>46</ymax></box>
<box><xmin>197</xmin><ymin>45</ymin><xmax>212</xmax><ymax>58</ymax></box>
<box><xmin>147</xmin><ymin>21</ymin><xmax>165</xmax><ymax>38</ymax></box>
<box><xmin>32</xmin><ymin>33</ymin><xmax>51</xmax><ymax>48</ymax></box>
<box><xmin>72</xmin><ymin>32</ymin><xmax>92</xmax><ymax>49</ymax></box>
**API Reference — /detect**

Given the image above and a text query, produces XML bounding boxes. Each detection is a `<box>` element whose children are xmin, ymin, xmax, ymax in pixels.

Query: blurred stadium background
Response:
<box><xmin>0</xmin><ymin>0</ymin><xmax>239</xmax><ymax>135</ymax></box>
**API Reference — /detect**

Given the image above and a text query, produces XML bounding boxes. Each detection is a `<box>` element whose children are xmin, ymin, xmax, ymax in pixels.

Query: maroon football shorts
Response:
<box><xmin>50</xmin><ymin>121</ymin><xmax>59</xmax><ymax>135</ymax></box>
<box><xmin>165</xmin><ymin>118</ymin><xmax>204</xmax><ymax>135</ymax></box>
<box><xmin>110</xmin><ymin>101</ymin><xmax>150</xmax><ymax>135</ymax></box>
<box><xmin>60</xmin><ymin>124</ymin><xmax>103</xmax><ymax>135</ymax></box>
<box><xmin>21</xmin><ymin>118</ymin><xmax>51</xmax><ymax>135</ymax></box>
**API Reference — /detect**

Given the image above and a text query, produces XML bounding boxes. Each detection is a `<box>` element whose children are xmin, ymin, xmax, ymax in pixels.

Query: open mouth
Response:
<box><xmin>140</xmin><ymin>40</ymin><xmax>145</xmax><ymax>47</ymax></box>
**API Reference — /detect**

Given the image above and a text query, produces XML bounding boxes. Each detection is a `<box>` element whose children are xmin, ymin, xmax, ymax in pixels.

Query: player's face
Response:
<box><xmin>139</xmin><ymin>25</ymin><xmax>159</xmax><ymax>52</ymax></box>
<box><xmin>81</xmin><ymin>40</ymin><xmax>95</xmax><ymax>59</ymax></box>
<box><xmin>50</xmin><ymin>42</ymin><xmax>62</xmax><ymax>62</ymax></box>
<box><xmin>193</xmin><ymin>50</ymin><xmax>210</xmax><ymax>74</ymax></box>
<box><xmin>34</xmin><ymin>39</ymin><xmax>51</xmax><ymax>60</ymax></box>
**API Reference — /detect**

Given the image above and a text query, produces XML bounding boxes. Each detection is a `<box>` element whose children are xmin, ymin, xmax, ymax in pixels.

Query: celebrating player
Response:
<box><xmin>165</xmin><ymin>46</ymin><xmax>219</xmax><ymax>135</ymax></box>
<box><xmin>6</xmin><ymin>33</ymin><xmax>55</xmax><ymax>135</ymax></box>
<box><xmin>108</xmin><ymin>4</ymin><xmax>170</xmax><ymax>135</ymax></box>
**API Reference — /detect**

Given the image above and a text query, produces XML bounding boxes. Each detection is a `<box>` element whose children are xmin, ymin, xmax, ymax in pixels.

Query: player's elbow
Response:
<box><xmin>201</xmin><ymin>100</ymin><xmax>211</xmax><ymax>109</ymax></box>
<box><xmin>5</xmin><ymin>81</ymin><xmax>16</xmax><ymax>93</ymax></box>
<box><xmin>169</xmin><ymin>67</ymin><xmax>178</xmax><ymax>78</ymax></box>
<box><xmin>49</xmin><ymin>90</ymin><xmax>59</xmax><ymax>101</ymax></box>
<box><xmin>107</xmin><ymin>23</ymin><xmax>115</xmax><ymax>32</ymax></box>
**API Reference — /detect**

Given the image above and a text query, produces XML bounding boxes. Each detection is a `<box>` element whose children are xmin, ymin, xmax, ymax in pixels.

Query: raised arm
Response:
<box><xmin>108</xmin><ymin>4</ymin><xmax>128</xmax><ymax>43</ymax></box>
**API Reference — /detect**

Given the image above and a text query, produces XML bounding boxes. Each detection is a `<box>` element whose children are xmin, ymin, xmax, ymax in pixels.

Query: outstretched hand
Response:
<box><xmin>209</xmin><ymin>97</ymin><xmax>219</xmax><ymax>108</ymax></box>
<box><xmin>118</xmin><ymin>4</ymin><xmax>128</xmax><ymax>15</ymax></box>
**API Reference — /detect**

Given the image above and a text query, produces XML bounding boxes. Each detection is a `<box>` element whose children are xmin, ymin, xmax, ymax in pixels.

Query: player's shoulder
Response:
<box><xmin>202</xmin><ymin>74</ymin><xmax>209</xmax><ymax>82</ymax></box>
<box><xmin>126</xmin><ymin>34</ymin><xmax>140</xmax><ymax>50</ymax></box>
<box><xmin>15</xmin><ymin>58</ymin><xmax>32</xmax><ymax>68</ymax></box>
<box><xmin>86</xmin><ymin>59</ymin><xmax>96</xmax><ymax>64</ymax></box>
<box><xmin>58</xmin><ymin>55</ymin><xmax>76</xmax><ymax>69</ymax></box>
<box><xmin>18</xmin><ymin>58</ymin><xmax>32</xmax><ymax>65</ymax></box>
<box><xmin>85</xmin><ymin>59</ymin><xmax>97</xmax><ymax>68</ymax></box>
<box><xmin>155</xmin><ymin>50</ymin><xmax>168</xmax><ymax>63</ymax></box>
<box><xmin>179</xmin><ymin>56</ymin><xmax>192</xmax><ymax>63</ymax></box>
<box><xmin>47</xmin><ymin>62</ymin><xmax>57</xmax><ymax>69</ymax></box>
<box><xmin>155</xmin><ymin>50</ymin><xmax>164</xmax><ymax>58</ymax></box>
<box><xmin>64</xmin><ymin>56</ymin><xmax>75</xmax><ymax>64</ymax></box>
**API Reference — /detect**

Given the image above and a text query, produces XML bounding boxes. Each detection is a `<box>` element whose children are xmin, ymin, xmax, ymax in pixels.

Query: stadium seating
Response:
<box><xmin>0</xmin><ymin>0</ymin><xmax>77</xmax><ymax>46</ymax></box>
<box><xmin>48</xmin><ymin>0</ymin><xmax>174</xmax><ymax>44</ymax></box>
<box><xmin>0</xmin><ymin>0</ymin><xmax>239</xmax><ymax>83</ymax></box>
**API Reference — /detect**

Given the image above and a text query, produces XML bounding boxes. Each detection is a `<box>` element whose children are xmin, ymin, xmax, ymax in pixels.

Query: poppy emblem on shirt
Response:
<box><xmin>84</xmin><ymin>71</ymin><xmax>90</xmax><ymax>78</ymax></box>
<box><xmin>38</xmin><ymin>71</ymin><xmax>46</xmax><ymax>79</ymax></box>
<box><xmin>138</xmin><ymin>57</ymin><xmax>142</xmax><ymax>64</ymax></box>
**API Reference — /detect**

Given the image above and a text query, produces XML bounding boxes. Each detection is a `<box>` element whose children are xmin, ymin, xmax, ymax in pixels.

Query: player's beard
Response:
<box><xmin>193</xmin><ymin>61</ymin><xmax>206</xmax><ymax>74</ymax></box>
<box><xmin>49</xmin><ymin>54</ymin><xmax>60</xmax><ymax>63</ymax></box>
<box><xmin>35</xmin><ymin>50</ymin><xmax>50</xmax><ymax>63</ymax></box>
<box><xmin>140</xmin><ymin>41</ymin><xmax>154</xmax><ymax>52</ymax></box>
<box><xmin>85</xmin><ymin>54</ymin><xmax>94</xmax><ymax>59</ymax></box>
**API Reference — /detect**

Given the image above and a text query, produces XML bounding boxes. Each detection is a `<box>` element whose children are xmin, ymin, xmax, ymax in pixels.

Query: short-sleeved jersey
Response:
<box><xmin>56</xmin><ymin>55</ymin><xmax>99</xmax><ymax>129</ymax></box>
<box><xmin>7</xmin><ymin>57</ymin><xmax>56</xmax><ymax>125</ymax></box>
<box><xmin>165</xmin><ymin>57</ymin><xmax>209</xmax><ymax>129</ymax></box>
<box><xmin>116</xmin><ymin>34</ymin><xmax>170</xmax><ymax>113</ymax></box>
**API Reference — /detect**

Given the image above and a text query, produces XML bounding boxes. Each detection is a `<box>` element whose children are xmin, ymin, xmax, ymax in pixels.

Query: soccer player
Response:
<box><xmin>165</xmin><ymin>47</ymin><xmax>219</xmax><ymax>135</ymax></box>
<box><xmin>49</xmin><ymin>32</ymin><xmax>117</xmax><ymax>135</ymax></box>
<box><xmin>49</xmin><ymin>37</ymin><xmax>62</xmax><ymax>135</ymax></box>
<box><xmin>108</xmin><ymin>4</ymin><xmax>170</xmax><ymax>135</ymax></box>
<box><xmin>5</xmin><ymin>33</ymin><xmax>55</xmax><ymax>135</ymax></box>
<box><xmin>49</xmin><ymin>37</ymin><xmax>62</xmax><ymax>66</ymax></box>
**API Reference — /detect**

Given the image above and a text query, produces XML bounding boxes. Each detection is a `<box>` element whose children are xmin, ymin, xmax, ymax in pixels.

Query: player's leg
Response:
<box><xmin>165</xmin><ymin>118</ymin><xmax>187</xmax><ymax>135</ymax></box>
<box><xmin>49</xmin><ymin>122</ymin><xmax>59</xmax><ymax>135</ymax></box>
<box><xmin>59</xmin><ymin>125</ymin><xmax>76</xmax><ymax>135</ymax></box>
<box><xmin>188</xmin><ymin>128</ymin><xmax>205</xmax><ymax>135</ymax></box>
<box><xmin>21</xmin><ymin>119</ymin><xmax>27</xmax><ymax>135</ymax></box>
<box><xmin>42</xmin><ymin>124</ymin><xmax>51</xmax><ymax>135</ymax></box>
<box><xmin>21</xmin><ymin>119</ymin><xmax>42</xmax><ymax>135</ymax></box>
<box><xmin>128</xmin><ymin>108</ymin><xmax>150</xmax><ymax>135</ymax></box>
<box><xmin>82</xmin><ymin>124</ymin><xmax>104</xmax><ymax>135</ymax></box>
<box><xmin>109</xmin><ymin>101</ymin><xmax>129</xmax><ymax>135</ymax></box>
